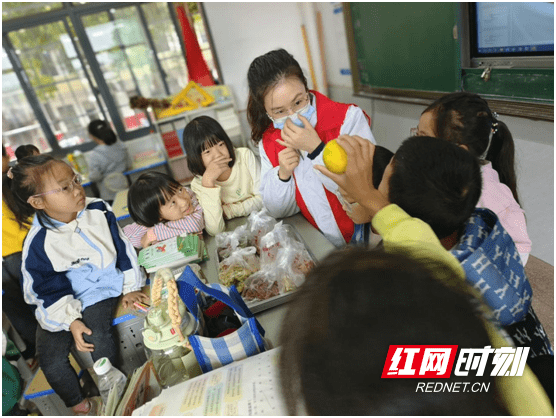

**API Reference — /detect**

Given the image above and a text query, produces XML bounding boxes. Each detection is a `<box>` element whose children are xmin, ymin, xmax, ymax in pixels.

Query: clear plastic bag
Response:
<box><xmin>274</xmin><ymin>239</ymin><xmax>315</xmax><ymax>291</ymax></box>
<box><xmin>215</xmin><ymin>224</ymin><xmax>250</xmax><ymax>259</ymax></box>
<box><xmin>218</xmin><ymin>247</ymin><xmax>260</xmax><ymax>292</ymax></box>
<box><xmin>241</xmin><ymin>267</ymin><xmax>280</xmax><ymax>302</ymax></box>
<box><xmin>259</xmin><ymin>221</ymin><xmax>292</xmax><ymax>266</ymax></box>
<box><xmin>246</xmin><ymin>208</ymin><xmax>277</xmax><ymax>252</ymax></box>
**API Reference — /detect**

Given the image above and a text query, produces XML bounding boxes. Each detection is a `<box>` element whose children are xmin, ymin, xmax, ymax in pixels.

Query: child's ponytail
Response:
<box><xmin>485</xmin><ymin>120</ymin><xmax>520</xmax><ymax>205</ymax></box>
<box><xmin>10</xmin><ymin>155</ymin><xmax>58</xmax><ymax>229</ymax></box>
<box><xmin>425</xmin><ymin>92</ymin><xmax>520</xmax><ymax>205</ymax></box>
<box><xmin>3</xmin><ymin>172</ymin><xmax>33</xmax><ymax>229</ymax></box>
<box><xmin>88</xmin><ymin>119</ymin><xmax>117</xmax><ymax>145</ymax></box>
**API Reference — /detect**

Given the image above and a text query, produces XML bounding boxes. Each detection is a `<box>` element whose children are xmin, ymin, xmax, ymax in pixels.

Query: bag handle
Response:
<box><xmin>176</xmin><ymin>265</ymin><xmax>255</xmax><ymax>320</ymax></box>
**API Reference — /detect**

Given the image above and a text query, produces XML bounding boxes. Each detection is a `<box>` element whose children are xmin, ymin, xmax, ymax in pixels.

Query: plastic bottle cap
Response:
<box><xmin>93</xmin><ymin>357</ymin><xmax>112</xmax><ymax>375</ymax></box>
<box><xmin>148</xmin><ymin>307</ymin><xmax>165</xmax><ymax>327</ymax></box>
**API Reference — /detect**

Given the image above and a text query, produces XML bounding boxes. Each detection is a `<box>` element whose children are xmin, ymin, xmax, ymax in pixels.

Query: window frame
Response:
<box><xmin>2</xmin><ymin>2</ymin><xmax>211</xmax><ymax>156</ymax></box>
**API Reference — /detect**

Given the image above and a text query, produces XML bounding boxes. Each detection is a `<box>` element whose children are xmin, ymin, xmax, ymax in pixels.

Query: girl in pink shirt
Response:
<box><xmin>414</xmin><ymin>92</ymin><xmax>531</xmax><ymax>265</ymax></box>
<box><xmin>123</xmin><ymin>172</ymin><xmax>204</xmax><ymax>248</ymax></box>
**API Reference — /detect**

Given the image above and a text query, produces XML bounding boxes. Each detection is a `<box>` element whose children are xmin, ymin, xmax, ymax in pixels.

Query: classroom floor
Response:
<box><xmin>525</xmin><ymin>255</ymin><xmax>554</xmax><ymax>346</ymax></box>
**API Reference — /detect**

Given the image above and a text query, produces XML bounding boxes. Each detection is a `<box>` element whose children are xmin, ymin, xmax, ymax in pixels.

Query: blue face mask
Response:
<box><xmin>269</xmin><ymin>102</ymin><xmax>316</xmax><ymax>130</ymax></box>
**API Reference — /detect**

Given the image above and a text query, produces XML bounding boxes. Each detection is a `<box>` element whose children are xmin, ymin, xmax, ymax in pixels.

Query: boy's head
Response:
<box><xmin>279</xmin><ymin>247</ymin><xmax>504</xmax><ymax>415</ymax></box>
<box><xmin>385</xmin><ymin>136</ymin><xmax>482</xmax><ymax>239</ymax></box>
<box><xmin>342</xmin><ymin>145</ymin><xmax>394</xmax><ymax>224</ymax></box>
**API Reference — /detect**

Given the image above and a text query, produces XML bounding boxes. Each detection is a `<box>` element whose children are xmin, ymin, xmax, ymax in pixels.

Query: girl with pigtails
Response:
<box><xmin>9</xmin><ymin>155</ymin><xmax>146</xmax><ymax>415</ymax></box>
<box><xmin>414</xmin><ymin>92</ymin><xmax>531</xmax><ymax>265</ymax></box>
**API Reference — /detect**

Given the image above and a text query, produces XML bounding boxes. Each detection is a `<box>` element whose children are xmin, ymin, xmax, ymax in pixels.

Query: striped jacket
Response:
<box><xmin>21</xmin><ymin>198</ymin><xmax>145</xmax><ymax>332</ymax></box>
<box><xmin>123</xmin><ymin>188</ymin><xmax>204</xmax><ymax>248</ymax></box>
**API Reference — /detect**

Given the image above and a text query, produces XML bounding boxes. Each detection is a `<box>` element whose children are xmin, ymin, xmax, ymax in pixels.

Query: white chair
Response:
<box><xmin>103</xmin><ymin>172</ymin><xmax>128</xmax><ymax>194</ymax></box>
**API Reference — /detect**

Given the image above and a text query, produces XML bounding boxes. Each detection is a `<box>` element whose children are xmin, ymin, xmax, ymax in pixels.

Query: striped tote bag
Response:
<box><xmin>176</xmin><ymin>265</ymin><xmax>269</xmax><ymax>373</ymax></box>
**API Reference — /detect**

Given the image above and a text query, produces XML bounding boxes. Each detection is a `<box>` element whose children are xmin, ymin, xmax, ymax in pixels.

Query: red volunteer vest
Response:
<box><xmin>261</xmin><ymin>91</ymin><xmax>371</xmax><ymax>244</ymax></box>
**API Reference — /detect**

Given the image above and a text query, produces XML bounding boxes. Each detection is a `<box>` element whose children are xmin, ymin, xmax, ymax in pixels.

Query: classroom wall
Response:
<box><xmin>203</xmin><ymin>3</ymin><xmax>554</xmax><ymax>264</ymax></box>
<box><xmin>204</xmin><ymin>2</ymin><xmax>314</xmax><ymax>153</ymax></box>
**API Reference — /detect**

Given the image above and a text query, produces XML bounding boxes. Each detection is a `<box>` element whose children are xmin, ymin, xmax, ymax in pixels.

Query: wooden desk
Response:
<box><xmin>113</xmin><ymin>189</ymin><xmax>130</xmax><ymax>222</ymax></box>
<box><xmin>124</xmin><ymin>158</ymin><xmax>168</xmax><ymax>177</ymax></box>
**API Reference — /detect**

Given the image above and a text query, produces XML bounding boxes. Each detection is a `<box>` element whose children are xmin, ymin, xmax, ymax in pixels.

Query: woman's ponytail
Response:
<box><xmin>485</xmin><ymin>120</ymin><xmax>520</xmax><ymax>205</ymax></box>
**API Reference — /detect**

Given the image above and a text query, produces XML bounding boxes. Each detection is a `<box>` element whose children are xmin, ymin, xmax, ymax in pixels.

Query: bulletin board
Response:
<box><xmin>344</xmin><ymin>3</ymin><xmax>554</xmax><ymax>121</ymax></box>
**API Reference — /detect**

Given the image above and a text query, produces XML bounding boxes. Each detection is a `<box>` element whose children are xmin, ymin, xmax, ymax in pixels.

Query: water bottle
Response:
<box><xmin>93</xmin><ymin>357</ymin><xmax>127</xmax><ymax>406</ymax></box>
<box><xmin>73</xmin><ymin>150</ymin><xmax>89</xmax><ymax>177</ymax></box>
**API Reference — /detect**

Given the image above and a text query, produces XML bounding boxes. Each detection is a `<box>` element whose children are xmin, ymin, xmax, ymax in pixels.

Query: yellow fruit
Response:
<box><xmin>323</xmin><ymin>139</ymin><xmax>348</xmax><ymax>174</ymax></box>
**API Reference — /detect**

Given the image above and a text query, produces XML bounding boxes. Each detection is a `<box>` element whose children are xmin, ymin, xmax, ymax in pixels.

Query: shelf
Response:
<box><xmin>169</xmin><ymin>155</ymin><xmax>187</xmax><ymax>162</ymax></box>
<box><xmin>153</xmin><ymin>101</ymin><xmax>234</xmax><ymax>125</ymax></box>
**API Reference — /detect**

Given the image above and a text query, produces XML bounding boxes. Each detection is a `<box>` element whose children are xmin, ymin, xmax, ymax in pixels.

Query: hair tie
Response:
<box><xmin>6</xmin><ymin>167</ymin><xmax>13</xmax><ymax>179</ymax></box>
<box><xmin>481</xmin><ymin>112</ymin><xmax>499</xmax><ymax>160</ymax></box>
<box><xmin>491</xmin><ymin>111</ymin><xmax>499</xmax><ymax>135</ymax></box>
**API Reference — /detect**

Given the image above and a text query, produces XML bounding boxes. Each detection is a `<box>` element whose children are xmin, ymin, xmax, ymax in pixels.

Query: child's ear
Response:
<box><xmin>28</xmin><ymin>196</ymin><xmax>45</xmax><ymax>210</ymax></box>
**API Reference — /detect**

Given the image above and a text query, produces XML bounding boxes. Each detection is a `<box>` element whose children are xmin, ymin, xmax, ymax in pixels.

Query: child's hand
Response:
<box><xmin>279</xmin><ymin>116</ymin><xmax>322</xmax><ymax>153</ymax></box>
<box><xmin>338</xmin><ymin>186</ymin><xmax>356</xmax><ymax>204</ymax></box>
<box><xmin>141</xmin><ymin>232</ymin><xmax>155</xmax><ymax>248</ymax></box>
<box><xmin>276</xmin><ymin>147</ymin><xmax>300</xmax><ymax>180</ymax></box>
<box><xmin>202</xmin><ymin>155</ymin><xmax>232</xmax><ymax>188</ymax></box>
<box><xmin>347</xmin><ymin>202</ymin><xmax>374</xmax><ymax>224</ymax></box>
<box><xmin>70</xmin><ymin>320</ymin><xmax>94</xmax><ymax>352</ymax></box>
<box><xmin>122</xmin><ymin>291</ymin><xmax>150</xmax><ymax>309</ymax></box>
<box><xmin>315</xmin><ymin>135</ymin><xmax>389</xmax><ymax>218</ymax></box>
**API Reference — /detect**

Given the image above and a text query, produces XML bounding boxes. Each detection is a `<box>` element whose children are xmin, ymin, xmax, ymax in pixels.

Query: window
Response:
<box><xmin>8</xmin><ymin>20</ymin><xmax>102</xmax><ymax>149</ymax></box>
<box><xmin>2</xmin><ymin>2</ymin><xmax>219</xmax><ymax>154</ymax></box>
<box><xmin>2</xmin><ymin>48</ymin><xmax>51</xmax><ymax>157</ymax></box>
<box><xmin>2</xmin><ymin>3</ymin><xmax>63</xmax><ymax>21</ymax></box>
<box><xmin>142</xmin><ymin>3</ymin><xmax>190</xmax><ymax>94</ymax></box>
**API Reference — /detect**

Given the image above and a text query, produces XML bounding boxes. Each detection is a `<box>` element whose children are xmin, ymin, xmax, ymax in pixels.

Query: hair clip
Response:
<box><xmin>6</xmin><ymin>167</ymin><xmax>13</xmax><ymax>179</ymax></box>
<box><xmin>491</xmin><ymin>112</ymin><xmax>499</xmax><ymax>135</ymax></box>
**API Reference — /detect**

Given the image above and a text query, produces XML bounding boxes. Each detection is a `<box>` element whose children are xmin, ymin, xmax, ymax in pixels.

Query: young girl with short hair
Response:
<box><xmin>10</xmin><ymin>155</ymin><xmax>147</xmax><ymax>415</ymax></box>
<box><xmin>414</xmin><ymin>92</ymin><xmax>531</xmax><ymax>265</ymax></box>
<box><xmin>181</xmin><ymin>116</ymin><xmax>262</xmax><ymax>236</ymax></box>
<box><xmin>246</xmin><ymin>48</ymin><xmax>376</xmax><ymax>248</ymax></box>
<box><xmin>123</xmin><ymin>172</ymin><xmax>204</xmax><ymax>248</ymax></box>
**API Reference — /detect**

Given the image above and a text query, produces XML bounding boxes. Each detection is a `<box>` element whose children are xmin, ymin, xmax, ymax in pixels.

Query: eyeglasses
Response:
<box><xmin>267</xmin><ymin>92</ymin><xmax>310</xmax><ymax>119</ymax></box>
<box><xmin>28</xmin><ymin>173</ymin><xmax>82</xmax><ymax>201</ymax></box>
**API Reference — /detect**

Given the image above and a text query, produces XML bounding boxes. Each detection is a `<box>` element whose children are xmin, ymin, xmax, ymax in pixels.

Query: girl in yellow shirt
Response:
<box><xmin>2</xmin><ymin>145</ymin><xmax>38</xmax><ymax>361</ymax></box>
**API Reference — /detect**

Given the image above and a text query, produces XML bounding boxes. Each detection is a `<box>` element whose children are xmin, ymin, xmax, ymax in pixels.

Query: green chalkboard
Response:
<box><xmin>347</xmin><ymin>2</ymin><xmax>460</xmax><ymax>94</ymax></box>
<box><xmin>344</xmin><ymin>2</ymin><xmax>553</xmax><ymax>120</ymax></box>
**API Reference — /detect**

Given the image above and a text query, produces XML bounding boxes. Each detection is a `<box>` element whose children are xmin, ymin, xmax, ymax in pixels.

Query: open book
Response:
<box><xmin>138</xmin><ymin>234</ymin><xmax>206</xmax><ymax>273</ymax></box>
<box><xmin>104</xmin><ymin>360</ymin><xmax>162</xmax><ymax>416</ymax></box>
<box><xmin>132</xmin><ymin>348</ymin><xmax>286</xmax><ymax>416</ymax></box>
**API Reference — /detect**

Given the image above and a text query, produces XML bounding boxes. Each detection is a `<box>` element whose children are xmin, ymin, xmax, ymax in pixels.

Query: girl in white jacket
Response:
<box><xmin>10</xmin><ymin>155</ymin><xmax>146</xmax><ymax>415</ymax></box>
